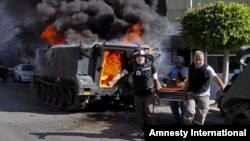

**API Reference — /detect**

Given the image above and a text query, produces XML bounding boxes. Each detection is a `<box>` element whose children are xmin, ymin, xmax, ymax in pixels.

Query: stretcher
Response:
<box><xmin>158</xmin><ymin>87</ymin><xmax>184</xmax><ymax>101</ymax></box>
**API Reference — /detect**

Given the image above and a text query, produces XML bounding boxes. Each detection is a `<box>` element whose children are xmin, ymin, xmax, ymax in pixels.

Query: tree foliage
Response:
<box><xmin>180</xmin><ymin>1</ymin><xmax>250</xmax><ymax>51</ymax></box>
<box><xmin>180</xmin><ymin>1</ymin><xmax>250</xmax><ymax>84</ymax></box>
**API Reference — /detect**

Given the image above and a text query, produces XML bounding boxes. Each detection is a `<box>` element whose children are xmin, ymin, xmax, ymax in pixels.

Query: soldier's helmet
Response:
<box><xmin>133</xmin><ymin>48</ymin><xmax>146</xmax><ymax>57</ymax></box>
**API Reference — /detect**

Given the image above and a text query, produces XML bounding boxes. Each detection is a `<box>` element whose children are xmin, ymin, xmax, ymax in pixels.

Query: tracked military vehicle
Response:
<box><xmin>219</xmin><ymin>47</ymin><xmax>250</xmax><ymax>124</ymax></box>
<box><xmin>33</xmin><ymin>42</ymin><xmax>160</xmax><ymax>111</ymax></box>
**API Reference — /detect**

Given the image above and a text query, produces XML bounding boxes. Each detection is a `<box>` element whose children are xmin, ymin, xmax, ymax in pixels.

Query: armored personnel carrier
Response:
<box><xmin>218</xmin><ymin>47</ymin><xmax>250</xmax><ymax>124</ymax></box>
<box><xmin>33</xmin><ymin>42</ymin><xmax>160</xmax><ymax>111</ymax></box>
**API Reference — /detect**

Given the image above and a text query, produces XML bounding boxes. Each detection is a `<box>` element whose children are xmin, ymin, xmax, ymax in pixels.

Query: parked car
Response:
<box><xmin>13</xmin><ymin>64</ymin><xmax>34</xmax><ymax>82</ymax></box>
<box><xmin>0</xmin><ymin>65</ymin><xmax>8</xmax><ymax>82</ymax></box>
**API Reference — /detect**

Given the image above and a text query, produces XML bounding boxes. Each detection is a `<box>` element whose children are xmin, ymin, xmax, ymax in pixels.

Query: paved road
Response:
<box><xmin>0</xmin><ymin>77</ymin><xmax>224</xmax><ymax>141</ymax></box>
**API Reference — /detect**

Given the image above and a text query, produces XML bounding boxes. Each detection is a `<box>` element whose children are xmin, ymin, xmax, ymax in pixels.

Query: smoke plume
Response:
<box><xmin>1</xmin><ymin>0</ymin><xmax>169</xmax><ymax>47</ymax></box>
<box><xmin>37</xmin><ymin>0</ymin><xmax>169</xmax><ymax>46</ymax></box>
<box><xmin>2</xmin><ymin>0</ymin><xmax>40</xmax><ymax>23</ymax></box>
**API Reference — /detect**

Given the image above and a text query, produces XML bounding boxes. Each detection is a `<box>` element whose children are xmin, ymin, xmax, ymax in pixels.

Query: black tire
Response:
<box><xmin>13</xmin><ymin>76</ymin><xmax>17</xmax><ymax>82</ymax></box>
<box><xmin>19</xmin><ymin>75</ymin><xmax>22</xmax><ymax>82</ymax></box>
<box><xmin>224</xmin><ymin>102</ymin><xmax>250</xmax><ymax>125</ymax></box>
<box><xmin>220</xmin><ymin>108</ymin><xmax>227</xmax><ymax>117</ymax></box>
<box><xmin>3</xmin><ymin>77</ymin><xmax>7</xmax><ymax>82</ymax></box>
<box><xmin>218</xmin><ymin>97</ymin><xmax>227</xmax><ymax>117</ymax></box>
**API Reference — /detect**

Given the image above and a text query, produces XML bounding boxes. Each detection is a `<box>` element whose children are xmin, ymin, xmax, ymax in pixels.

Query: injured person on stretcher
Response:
<box><xmin>158</xmin><ymin>71</ymin><xmax>186</xmax><ymax>100</ymax></box>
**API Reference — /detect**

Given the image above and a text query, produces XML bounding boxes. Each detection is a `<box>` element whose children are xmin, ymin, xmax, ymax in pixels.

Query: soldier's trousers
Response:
<box><xmin>134</xmin><ymin>94</ymin><xmax>155</xmax><ymax>131</ymax></box>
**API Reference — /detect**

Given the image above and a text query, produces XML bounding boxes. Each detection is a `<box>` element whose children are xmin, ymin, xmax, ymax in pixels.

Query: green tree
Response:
<box><xmin>180</xmin><ymin>1</ymin><xmax>250</xmax><ymax>84</ymax></box>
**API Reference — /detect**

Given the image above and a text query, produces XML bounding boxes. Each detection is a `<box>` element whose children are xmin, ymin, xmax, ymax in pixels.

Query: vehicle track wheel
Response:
<box><xmin>224</xmin><ymin>102</ymin><xmax>250</xmax><ymax>125</ymax></box>
<box><xmin>56</xmin><ymin>87</ymin><xmax>65</xmax><ymax>108</ymax></box>
<box><xmin>50</xmin><ymin>86</ymin><xmax>57</xmax><ymax>106</ymax></box>
<box><xmin>65</xmin><ymin>88</ymin><xmax>74</xmax><ymax>106</ymax></box>
<box><xmin>44</xmin><ymin>85</ymin><xmax>51</xmax><ymax>104</ymax></box>
<box><xmin>38</xmin><ymin>84</ymin><xmax>45</xmax><ymax>103</ymax></box>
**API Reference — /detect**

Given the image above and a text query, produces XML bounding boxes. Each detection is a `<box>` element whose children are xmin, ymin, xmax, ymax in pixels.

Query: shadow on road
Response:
<box><xmin>30</xmin><ymin>111</ymin><xmax>143</xmax><ymax>141</ymax></box>
<box><xmin>30</xmin><ymin>130</ymin><xmax>142</xmax><ymax>141</ymax></box>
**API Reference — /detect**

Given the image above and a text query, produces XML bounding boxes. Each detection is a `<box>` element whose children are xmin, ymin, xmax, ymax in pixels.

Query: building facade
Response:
<box><xmin>158</xmin><ymin>0</ymin><xmax>249</xmax><ymax>98</ymax></box>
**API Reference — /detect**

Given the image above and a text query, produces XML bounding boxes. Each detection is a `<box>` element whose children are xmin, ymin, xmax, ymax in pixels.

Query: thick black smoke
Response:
<box><xmin>2</xmin><ymin>0</ymin><xmax>41</xmax><ymax>23</ymax></box>
<box><xmin>2</xmin><ymin>0</ymin><xmax>169</xmax><ymax>46</ymax></box>
<box><xmin>37</xmin><ymin>0</ymin><xmax>169</xmax><ymax>46</ymax></box>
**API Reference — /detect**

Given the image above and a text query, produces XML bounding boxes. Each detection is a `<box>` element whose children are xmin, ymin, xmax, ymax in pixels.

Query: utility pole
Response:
<box><xmin>189</xmin><ymin>0</ymin><xmax>193</xmax><ymax>64</ymax></box>
<box><xmin>190</xmin><ymin>0</ymin><xmax>193</xmax><ymax>8</ymax></box>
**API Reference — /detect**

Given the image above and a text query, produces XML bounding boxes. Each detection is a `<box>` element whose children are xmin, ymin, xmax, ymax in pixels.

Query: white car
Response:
<box><xmin>13</xmin><ymin>64</ymin><xmax>34</xmax><ymax>82</ymax></box>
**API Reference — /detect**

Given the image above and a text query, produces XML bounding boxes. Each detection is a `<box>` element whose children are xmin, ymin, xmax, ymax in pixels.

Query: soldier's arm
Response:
<box><xmin>152</xmin><ymin>71</ymin><xmax>162</xmax><ymax>94</ymax></box>
<box><xmin>108</xmin><ymin>69</ymin><xmax>128</xmax><ymax>86</ymax></box>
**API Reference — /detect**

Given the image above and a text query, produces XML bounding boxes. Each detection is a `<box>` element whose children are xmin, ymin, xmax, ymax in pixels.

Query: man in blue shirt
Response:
<box><xmin>167</xmin><ymin>56</ymin><xmax>188</xmax><ymax>124</ymax></box>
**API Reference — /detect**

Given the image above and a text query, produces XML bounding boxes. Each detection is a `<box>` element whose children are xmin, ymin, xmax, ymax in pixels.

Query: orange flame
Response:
<box><xmin>100</xmin><ymin>50</ymin><xmax>123</xmax><ymax>88</ymax></box>
<box><xmin>41</xmin><ymin>25</ymin><xmax>66</xmax><ymax>45</ymax></box>
<box><xmin>123</xmin><ymin>21</ymin><xmax>144</xmax><ymax>44</ymax></box>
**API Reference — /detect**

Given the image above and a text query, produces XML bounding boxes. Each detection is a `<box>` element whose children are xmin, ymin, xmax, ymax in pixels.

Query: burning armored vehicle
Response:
<box><xmin>33</xmin><ymin>42</ymin><xmax>160</xmax><ymax>111</ymax></box>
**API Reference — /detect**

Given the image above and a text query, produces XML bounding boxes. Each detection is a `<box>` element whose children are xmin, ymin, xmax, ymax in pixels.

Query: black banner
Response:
<box><xmin>145</xmin><ymin>125</ymin><xmax>249</xmax><ymax>141</ymax></box>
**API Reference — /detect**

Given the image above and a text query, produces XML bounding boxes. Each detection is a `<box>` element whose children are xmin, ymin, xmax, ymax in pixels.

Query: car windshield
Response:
<box><xmin>22</xmin><ymin>65</ymin><xmax>33</xmax><ymax>71</ymax></box>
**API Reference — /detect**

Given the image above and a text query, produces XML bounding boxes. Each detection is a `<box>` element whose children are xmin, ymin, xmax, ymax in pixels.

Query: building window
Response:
<box><xmin>207</xmin><ymin>54</ymin><xmax>239</xmax><ymax>73</ymax></box>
